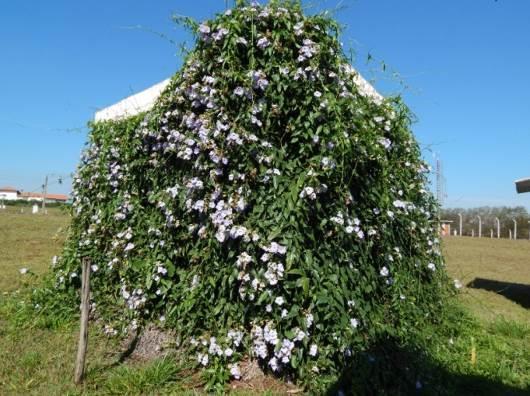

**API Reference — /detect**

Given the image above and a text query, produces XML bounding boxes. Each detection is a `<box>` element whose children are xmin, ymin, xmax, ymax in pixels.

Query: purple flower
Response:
<box><xmin>212</xmin><ymin>27</ymin><xmax>229</xmax><ymax>41</ymax></box>
<box><xmin>257</xmin><ymin>36</ymin><xmax>270</xmax><ymax>49</ymax></box>
<box><xmin>198</xmin><ymin>23</ymin><xmax>210</xmax><ymax>34</ymax></box>
<box><xmin>233</xmin><ymin>86</ymin><xmax>246</xmax><ymax>96</ymax></box>
<box><xmin>379</xmin><ymin>137</ymin><xmax>392</xmax><ymax>150</ymax></box>
<box><xmin>251</xmin><ymin>70</ymin><xmax>269</xmax><ymax>90</ymax></box>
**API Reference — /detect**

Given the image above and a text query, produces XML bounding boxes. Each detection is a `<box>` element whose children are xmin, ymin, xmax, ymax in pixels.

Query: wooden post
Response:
<box><xmin>75</xmin><ymin>257</ymin><xmax>91</xmax><ymax>384</ymax></box>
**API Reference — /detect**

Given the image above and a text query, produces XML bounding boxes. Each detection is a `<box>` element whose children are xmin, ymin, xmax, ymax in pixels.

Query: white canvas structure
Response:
<box><xmin>95</xmin><ymin>79</ymin><xmax>171</xmax><ymax>122</ymax></box>
<box><xmin>94</xmin><ymin>70</ymin><xmax>382</xmax><ymax>122</ymax></box>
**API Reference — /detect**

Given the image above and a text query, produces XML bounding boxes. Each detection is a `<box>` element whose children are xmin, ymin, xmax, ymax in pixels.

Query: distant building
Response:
<box><xmin>0</xmin><ymin>186</ymin><xmax>68</xmax><ymax>203</ymax></box>
<box><xmin>19</xmin><ymin>192</ymin><xmax>69</xmax><ymax>203</ymax></box>
<box><xmin>440</xmin><ymin>220</ymin><xmax>454</xmax><ymax>237</ymax></box>
<box><xmin>0</xmin><ymin>186</ymin><xmax>20</xmax><ymax>201</ymax></box>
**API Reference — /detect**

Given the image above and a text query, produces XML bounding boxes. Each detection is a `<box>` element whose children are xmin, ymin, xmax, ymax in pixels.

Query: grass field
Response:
<box><xmin>0</xmin><ymin>206</ymin><xmax>69</xmax><ymax>291</ymax></box>
<box><xmin>0</xmin><ymin>209</ymin><xmax>529</xmax><ymax>395</ymax></box>
<box><xmin>444</xmin><ymin>237</ymin><xmax>530</xmax><ymax>324</ymax></box>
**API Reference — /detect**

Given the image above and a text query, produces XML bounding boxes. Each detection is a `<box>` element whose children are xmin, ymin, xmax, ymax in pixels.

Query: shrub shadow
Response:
<box><xmin>326</xmin><ymin>337</ymin><xmax>529</xmax><ymax>396</ymax></box>
<box><xmin>467</xmin><ymin>278</ymin><xmax>530</xmax><ymax>309</ymax></box>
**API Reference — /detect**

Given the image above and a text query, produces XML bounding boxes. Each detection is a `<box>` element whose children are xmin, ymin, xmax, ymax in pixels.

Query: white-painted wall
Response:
<box><xmin>0</xmin><ymin>191</ymin><xmax>18</xmax><ymax>201</ymax></box>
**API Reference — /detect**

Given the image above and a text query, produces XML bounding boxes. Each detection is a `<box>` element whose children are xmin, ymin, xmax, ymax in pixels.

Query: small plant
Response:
<box><xmin>39</xmin><ymin>0</ymin><xmax>450</xmax><ymax>391</ymax></box>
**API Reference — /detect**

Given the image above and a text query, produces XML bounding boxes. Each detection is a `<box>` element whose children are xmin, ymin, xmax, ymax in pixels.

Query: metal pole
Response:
<box><xmin>41</xmin><ymin>175</ymin><xmax>48</xmax><ymax>212</ymax></box>
<box><xmin>477</xmin><ymin>215</ymin><xmax>482</xmax><ymax>238</ymax></box>
<box><xmin>513</xmin><ymin>219</ymin><xmax>517</xmax><ymax>240</ymax></box>
<box><xmin>458</xmin><ymin>213</ymin><xmax>463</xmax><ymax>236</ymax></box>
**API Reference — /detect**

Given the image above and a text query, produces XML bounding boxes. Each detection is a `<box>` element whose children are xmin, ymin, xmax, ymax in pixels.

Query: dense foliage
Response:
<box><xmin>45</xmin><ymin>0</ymin><xmax>450</xmax><ymax>391</ymax></box>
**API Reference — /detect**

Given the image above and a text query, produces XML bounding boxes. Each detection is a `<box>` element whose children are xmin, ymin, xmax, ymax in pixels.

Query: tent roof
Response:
<box><xmin>94</xmin><ymin>71</ymin><xmax>382</xmax><ymax>122</ymax></box>
<box><xmin>95</xmin><ymin>79</ymin><xmax>171</xmax><ymax>122</ymax></box>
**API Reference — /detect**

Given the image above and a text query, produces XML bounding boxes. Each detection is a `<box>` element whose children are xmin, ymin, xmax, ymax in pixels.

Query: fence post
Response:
<box><xmin>74</xmin><ymin>257</ymin><xmax>91</xmax><ymax>384</ymax></box>
<box><xmin>495</xmin><ymin>217</ymin><xmax>500</xmax><ymax>239</ymax></box>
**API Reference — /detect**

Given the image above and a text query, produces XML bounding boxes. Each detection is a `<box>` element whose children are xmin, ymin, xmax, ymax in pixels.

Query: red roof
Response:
<box><xmin>20</xmin><ymin>192</ymin><xmax>69</xmax><ymax>201</ymax></box>
<box><xmin>0</xmin><ymin>186</ymin><xmax>19</xmax><ymax>193</ymax></box>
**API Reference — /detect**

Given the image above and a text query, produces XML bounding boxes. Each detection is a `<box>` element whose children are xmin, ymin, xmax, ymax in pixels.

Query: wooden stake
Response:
<box><xmin>74</xmin><ymin>257</ymin><xmax>91</xmax><ymax>384</ymax></box>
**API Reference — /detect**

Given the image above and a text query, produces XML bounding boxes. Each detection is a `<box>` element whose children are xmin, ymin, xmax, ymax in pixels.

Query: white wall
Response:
<box><xmin>0</xmin><ymin>191</ymin><xmax>18</xmax><ymax>201</ymax></box>
<box><xmin>23</xmin><ymin>197</ymin><xmax>43</xmax><ymax>202</ymax></box>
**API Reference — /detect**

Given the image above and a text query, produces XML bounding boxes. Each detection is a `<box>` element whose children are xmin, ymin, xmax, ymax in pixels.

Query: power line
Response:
<box><xmin>0</xmin><ymin>116</ymin><xmax>88</xmax><ymax>134</ymax></box>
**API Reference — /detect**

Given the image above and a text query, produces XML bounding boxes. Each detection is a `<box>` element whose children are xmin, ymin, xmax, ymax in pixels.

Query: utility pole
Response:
<box><xmin>40</xmin><ymin>173</ymin><xmax>66</xmax><ymax>213</ymax></box>
<box><xmin>42</xmin><ymin>175</ymin><xmax>48</xmax><ymax>212</ymax></box>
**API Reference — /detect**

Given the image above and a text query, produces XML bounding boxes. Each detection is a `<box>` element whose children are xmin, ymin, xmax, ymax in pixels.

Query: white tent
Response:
<box><xmin>94</xmin><ymin>71</ymin><xmax>382</xmax><ymax>122</ymax></box>
<box><xmin>95</xmin><ymin>79</ymin><xmax>171</xmax><ymax>122</ymax></box>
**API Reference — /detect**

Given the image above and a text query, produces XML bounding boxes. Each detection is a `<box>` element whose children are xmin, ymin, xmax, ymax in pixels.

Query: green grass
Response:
<box><xmin>444</xmin><ymin>236</ymin><xmax>530</xmax><ymax>323</ymax></box>
<box><xmin>0</xmin><ymin>206</ymin><xmax>69</xmax><ymax>291</ymax></box>
<box><xmin>0</xmin><ymin>213</ymin><xmax>529</xmax><ymax>394</ymax></box>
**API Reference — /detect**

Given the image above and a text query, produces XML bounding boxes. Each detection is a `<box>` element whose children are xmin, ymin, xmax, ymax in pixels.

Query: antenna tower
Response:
<box><xmin>436</xmin><ymin>157</ymin><xmax>447</xmax><ymax>206</ymax></box>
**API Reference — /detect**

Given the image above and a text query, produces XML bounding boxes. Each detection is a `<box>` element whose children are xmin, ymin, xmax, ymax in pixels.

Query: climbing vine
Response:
<box><xmin>42</xmin><ymin>1</ymin><xmax>449</xmax><ymax>391</ymax></box>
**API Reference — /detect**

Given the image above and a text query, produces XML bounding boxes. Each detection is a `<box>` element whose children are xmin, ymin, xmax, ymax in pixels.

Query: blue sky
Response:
<box><xmin>1</xmin><ymin>0</ymin><xmax>529</xmax><ymax>209</ymax></box>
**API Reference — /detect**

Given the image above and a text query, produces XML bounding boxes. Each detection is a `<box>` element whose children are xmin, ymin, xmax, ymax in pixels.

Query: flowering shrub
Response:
<box><xmin>46</xmin><ymin>0</ymin><xmax>449</xmax><ymax>391</ymax></box>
